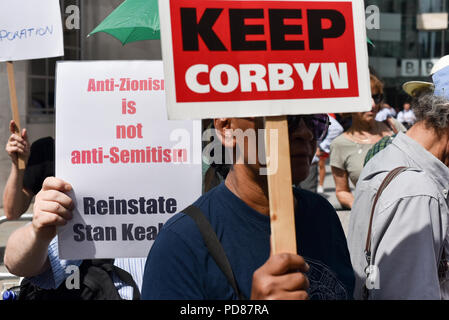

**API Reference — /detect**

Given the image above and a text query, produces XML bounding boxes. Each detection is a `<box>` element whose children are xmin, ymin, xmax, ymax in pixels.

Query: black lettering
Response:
<box><xmin>83</xmin><ymin>197</ymin><xmax>95</xmax><ymax>215</ymax></box>
<box><xmin>85</xmin><ymin>225</ymin><xmax>93</xmax><ymax>241</ymax></box>
<box><xmin>128</xmin><ymin>199</ymin><xmax>138</xmax><ymax>214</ymax></box>
<box><xmin>307</xmin><ymin>9</ymin><xmax>346</xmax><ymax>50</ymax></box>
<box><xmin>93</xmin><ymin>226</ymin><xmax>104</xmax><ymax>241</ymax></box>
<box><xmin>146</xmin><ymin>199</ymin><xmax>158</xmax><ymax>214</ymax></box>
<box><xmin>73</xmin><ymin>224</ymin><xmax>85</xmax><ymax>242</ymax></box>
<box><xmin>158</xmin><ymin>197</ymin><xmax>166</xmax><ymax>213</ymax></box>
<box><xmin>96</xmin><ymin>200</ymin><xmax>108</xmax><ymax>215</ymax></box>
<box><xmin>269</xmin><ymin>9</ymin><xmax>304</xmax><ymax>50</ymax></box>
<box><xmin>229</xmin><ymin>9</ymin><xmax>266</xmax><ymax>51</ymax></box>
<box><xmin>166</xmin><ymin>198</ymin><xmax>177</xmax><ymax>214</ymax></box>
<box><xmin>115</xmin><ymin>199</ymin><xmax>127</xmax><ymax>215</ymax></box>
<box><xmin>108</xmin><ymin>197</ymin><xmax>115</xmax><ymax>214</ymax></box>
<box><xmin>122</xmin><ymin>224</ymin><xmax>134</xmax><ymax>240</ymax></box>
<box><xmin>181</xmin><ymin>8</ymin><xmax>227</xmax><ymax>51</ymax></box>
<box><xmin>135</xmin><ymin>226</ymin><xmax>146</xmax><ymax>241</ymax></box>
<box><xmin>147</xmin><ymin>226</ymin><xmax>158</xmax><ymax>240</ymax></box>
<box><xmin>105</xmin><ymin>227</ymin><xmax>117</xmax><ymax>241</ymax></box>
<box><xmin>139</xmin><ymin>197</ymin><xmax>146</xmax><ymax>214</ymax></box>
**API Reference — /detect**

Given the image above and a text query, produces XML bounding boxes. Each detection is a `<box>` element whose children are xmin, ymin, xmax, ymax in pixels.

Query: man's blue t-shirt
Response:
<box><xmin>141</xmin><ymin>183</ymin><xmax>354</xmax><ymax>300</ymax></box>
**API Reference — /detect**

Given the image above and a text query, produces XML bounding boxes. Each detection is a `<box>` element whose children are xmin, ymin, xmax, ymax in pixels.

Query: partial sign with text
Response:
<box><xmin>159</xmin><ymin>0</ymin><xmax>371</xmax><ymax>119</ymax></box>
<box><xmin>56</xmin><ymin>61</ymin><xmax>202</xmax><ymax>259</ymax></box>
<box><xmin>0</xmin><ymin>0</ymin><xmax>64</xmax><ymax>62</ymax></box>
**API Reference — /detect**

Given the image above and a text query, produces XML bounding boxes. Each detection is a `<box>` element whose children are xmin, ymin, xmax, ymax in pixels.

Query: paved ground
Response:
<box><xmin>0</xmin><ymin>162</ymin><xmax>350</xmax><ymax>298</ymax></box>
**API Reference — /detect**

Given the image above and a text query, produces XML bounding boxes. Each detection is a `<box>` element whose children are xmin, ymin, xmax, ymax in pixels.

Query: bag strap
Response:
<box><xmin>183</xmin><ymin>205</ymin><xmax>246</xmax><ymax>300</ymax></box>
<box><xmin>364</xmin><ymin>167</ymin><xmax>408</xmax><ymax>266</ymax></box>
<box><xmin>88</xmin><ymin>259</ymin><xmax>141</xmax><ymax>300</ymax></box>
<box><xmin>110</xmin><ymin>265</ymin><xmax>141</xmax><ymax>300</ymax></box>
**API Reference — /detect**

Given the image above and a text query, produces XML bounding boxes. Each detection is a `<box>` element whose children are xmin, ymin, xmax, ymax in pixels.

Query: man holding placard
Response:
<box><xmin>142</xmin><ymin>115</ymin><xmax>355</xmax><ymax>299</ymax></box>
<box><xmin>4</xmin><ymin>60</ymin><xmax>202</xmax><ymax>300</ymax></box>
<box><xmin>140</xmin><ymin>0</ymin><xmax>370</xmax><ymax>300</ymax></box>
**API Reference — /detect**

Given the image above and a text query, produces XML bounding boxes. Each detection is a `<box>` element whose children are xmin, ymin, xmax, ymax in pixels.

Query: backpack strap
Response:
<box><xmin>182</xmin><ymin>205</ymin><xmax>246</xmax><ymax>300</ymax></box>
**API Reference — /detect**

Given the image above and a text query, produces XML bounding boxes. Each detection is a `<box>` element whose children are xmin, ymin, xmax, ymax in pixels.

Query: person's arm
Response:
<box><xmin>4</xmin><ymin>177</ymin><xmax>73</xmax><ymax>277</ymax></box>
<box><xmin>331</xmin><ymin>166</ymin><xmax>354</xmax><ymax>209</ymax></box>
<box><xmin>3</xmin><ymin>120</ymin><xmax>33</xmax><ymax>220</ymax></box>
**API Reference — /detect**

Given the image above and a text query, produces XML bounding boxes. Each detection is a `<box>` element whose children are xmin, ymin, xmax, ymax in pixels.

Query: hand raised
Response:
<box><xmin>5</xmin><ymin>120</ymin><xmax>30</xmax><ymax>166</ymax></box>
<box><xmin>32</xmin><ymin>177</ymin><xmax>74</xmax><ymax>241</ymax></box>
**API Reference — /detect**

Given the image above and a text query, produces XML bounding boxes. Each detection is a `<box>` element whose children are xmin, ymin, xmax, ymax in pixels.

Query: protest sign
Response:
<box><xmin>159</xmin><ymin>0</ymin><xmax>371</xmax><ymax>120</ymax></box>
<box><xmin>1</xmin><ymin>0</ymin><xmax>64</xmax><ymax>168</ymax></box>
<box><xmin>159</xmin><ymin>0</ymin><xmax>370</xmax><ymax>255</ymax></box>
<box><xmin>56</xmin><ymin>61</ymin><xmax>202</xmax><ymax>259</ymax></box>
<box><xmin>0</xmin><ymin>0</ymin><xmax>64</xmax><ymax>62</ymax></box>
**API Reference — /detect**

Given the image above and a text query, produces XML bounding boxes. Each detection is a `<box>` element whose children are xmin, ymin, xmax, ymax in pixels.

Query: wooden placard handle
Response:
<box><xmin>6</xmin><ymin>61</ymin><xmax>26</xmax><ymax>170</ymax></box>
<box><xmin>264</xmin><ymin>115</ymin><xmax>297</xmax><ymax>255</ymax></box>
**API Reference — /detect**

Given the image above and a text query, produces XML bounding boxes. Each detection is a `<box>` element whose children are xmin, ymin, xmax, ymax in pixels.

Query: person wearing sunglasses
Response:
<box><xmin>142</xmin><ymin>115</ymin><xmax>355</xmax><ymax>300</ymax></box>
<box><xmin>329</xmin><ymin>74</ymin><xmax>405</xmax><ymax>210</ymax></box>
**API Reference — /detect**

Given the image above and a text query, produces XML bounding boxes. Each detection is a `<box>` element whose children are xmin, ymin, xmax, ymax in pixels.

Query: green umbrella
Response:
<box><xmin>88</xmin><ymin>0</ymin><xmax>160</xmax><ymax>45</ymax></box>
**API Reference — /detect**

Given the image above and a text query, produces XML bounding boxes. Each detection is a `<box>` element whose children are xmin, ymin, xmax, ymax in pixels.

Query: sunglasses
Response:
<box><xmin>372</xmin><ymin>94</ymin><xmax>384</xmax><ymax>105</ymax></box>
<box><xmin>287</xmin><ymin>114</ymin><xmax>329</xmax><ymax>141</ymax></box>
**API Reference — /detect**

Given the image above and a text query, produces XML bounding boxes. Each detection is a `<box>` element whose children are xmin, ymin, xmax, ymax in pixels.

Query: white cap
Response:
<box><xmin>431</xmin><ymin>55</ymin><xmax>449</xmax><ymax>75</ymax></box>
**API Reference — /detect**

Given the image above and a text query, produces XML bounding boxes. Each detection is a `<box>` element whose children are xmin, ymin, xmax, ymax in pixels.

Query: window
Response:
<box><xmin>27</xmin><ymin>0</ymin><xmax>81</xmax><ymax>123</ymax></box>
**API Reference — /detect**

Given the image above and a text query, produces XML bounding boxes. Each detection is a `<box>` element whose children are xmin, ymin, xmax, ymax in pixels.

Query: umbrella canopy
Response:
<box><xmin>89</xmin><ymin>0</ymin><xmax>160</xmax><ymax>45</ymax></box>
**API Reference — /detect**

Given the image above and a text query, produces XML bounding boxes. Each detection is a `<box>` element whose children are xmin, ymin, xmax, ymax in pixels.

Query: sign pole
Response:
<box><xmin>6</xmin><ymin>61</ymin><xmax>25</xmax><ymax>170</ymax></box>
<box><xmin>265</xmin><ymin>116</ymin><xmax>297</xmax><ymax>254</ymax></box>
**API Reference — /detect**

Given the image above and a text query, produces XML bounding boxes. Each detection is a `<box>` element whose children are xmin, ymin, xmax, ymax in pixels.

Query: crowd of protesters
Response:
<box><xmin>2</xmin><ymin>56</ymin><xmax>449</xmax><ymax>300</ymax></box>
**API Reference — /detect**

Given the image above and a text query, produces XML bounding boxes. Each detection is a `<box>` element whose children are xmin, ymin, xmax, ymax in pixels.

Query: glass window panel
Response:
<box><xmin>30</xmin><ymin>59</ymin><xmax>46</xmax><ymax>76</ymax></box>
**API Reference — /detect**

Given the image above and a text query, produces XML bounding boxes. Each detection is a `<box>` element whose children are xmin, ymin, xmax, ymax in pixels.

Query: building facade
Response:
<box><xmin>367</xmin><ymin>0</ymin><xmax>449</xmax><ymax>109</ymax></box>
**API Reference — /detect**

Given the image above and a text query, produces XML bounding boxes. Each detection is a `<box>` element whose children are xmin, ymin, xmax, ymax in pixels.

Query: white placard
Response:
<box><xmin>0</xmin><ymin>0</ymin><xmax>64</xmax><ymax>62</ymax></box>
<box><xmin>56</xmin><ymin>61</ymin><xmax>202</xmax><ymax>259</ymax></box>
<box><xmin>159</xmin><ymin>0</ymin><xmax>371</xmax><ymax>120</ymax></box>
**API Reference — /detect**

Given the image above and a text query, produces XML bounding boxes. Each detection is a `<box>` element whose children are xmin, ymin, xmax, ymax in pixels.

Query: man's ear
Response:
<box><xmin>214</xmin><ymin>118</ymin><xmax>236</xmax><ymax>148</ymax></box>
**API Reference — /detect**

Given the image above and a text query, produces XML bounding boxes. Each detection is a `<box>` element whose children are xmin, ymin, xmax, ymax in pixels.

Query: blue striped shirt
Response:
<box><xmin>30</xmin><ymin>237</ymin><xmax>146</xmax><ymax>300</ymax></box>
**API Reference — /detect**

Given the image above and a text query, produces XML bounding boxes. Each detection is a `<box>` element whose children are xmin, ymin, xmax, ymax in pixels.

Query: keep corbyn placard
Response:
<box><xmin>159</xmin><ymin>0</ymin><xmax>371</xmax><ymax>119</ymax></box>
<box><xmin>56</xmin><ymin>61</ymin><xmax>202</xmax><ymax>259</ymax></box>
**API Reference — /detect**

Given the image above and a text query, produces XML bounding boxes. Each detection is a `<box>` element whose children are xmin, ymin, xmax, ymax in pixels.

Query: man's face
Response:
<box><xmin>224</xmin><ymin>117</ymin><xmax>317</xmax><ymax>185</ymax></box>
<box><xmin>288</xmin><ymin>118</ymin><xmax>318</xmax><ymax>184</ymax></box>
